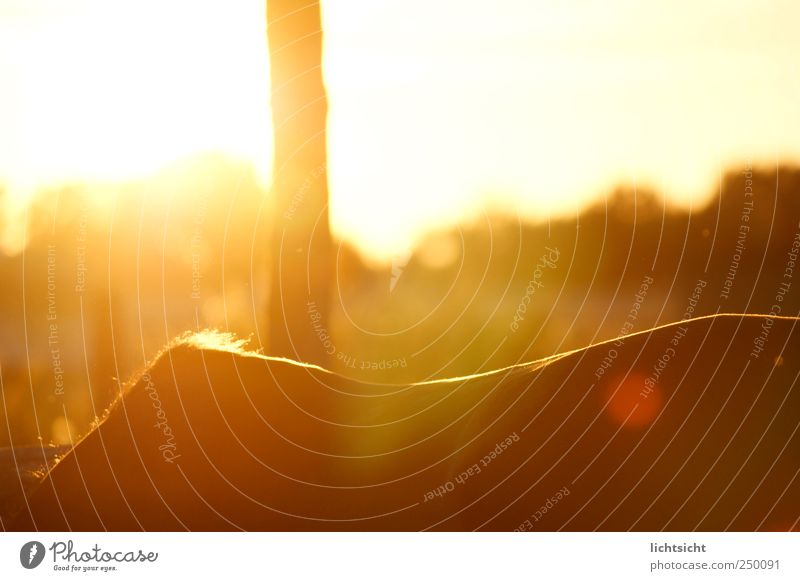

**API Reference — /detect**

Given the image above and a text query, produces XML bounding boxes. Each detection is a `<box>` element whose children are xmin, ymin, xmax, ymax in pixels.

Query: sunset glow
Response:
<box><xmin>2</xmin><ymin>0</ymin><xmax>799</xmax><ymax>259</ymax></box>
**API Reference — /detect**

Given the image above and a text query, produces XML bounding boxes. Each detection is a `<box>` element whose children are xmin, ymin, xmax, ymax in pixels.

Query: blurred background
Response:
<box><xmin>0</xmin><ymin>0</ymin><xmax>799</xmax><ymax>447</ymax></box>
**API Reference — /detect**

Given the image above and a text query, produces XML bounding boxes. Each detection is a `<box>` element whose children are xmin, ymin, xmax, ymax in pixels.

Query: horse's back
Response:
<box><xmin>10</xmin><ymin>315</ymin><xmax>800</xmax><ymax>531</ymax></box>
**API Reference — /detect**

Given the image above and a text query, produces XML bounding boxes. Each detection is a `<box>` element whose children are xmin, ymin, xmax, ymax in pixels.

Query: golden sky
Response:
<box><xmin>1</xmin><ymin>0</ymin><xmax>799</xmax><ymax>259</ymax></box>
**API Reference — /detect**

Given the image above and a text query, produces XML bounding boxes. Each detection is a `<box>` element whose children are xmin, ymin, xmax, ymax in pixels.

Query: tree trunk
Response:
<box><xmin>266</xmin><ymin>0</ymin><xmax>331</xmax><ymax>364</ymax></box>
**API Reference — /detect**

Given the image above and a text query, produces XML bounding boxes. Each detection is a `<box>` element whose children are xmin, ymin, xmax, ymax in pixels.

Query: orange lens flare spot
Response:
<box><xmin>603</xmin><ymin>373</ymin><xmax>663</xmax><ymax>428</ymax></box>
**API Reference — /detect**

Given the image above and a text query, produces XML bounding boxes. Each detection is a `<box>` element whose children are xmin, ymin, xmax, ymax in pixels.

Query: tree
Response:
<box><xmin>266</xmin><ymin>0</ymin><xmax>332</xmax><ymax>364</ymax></box>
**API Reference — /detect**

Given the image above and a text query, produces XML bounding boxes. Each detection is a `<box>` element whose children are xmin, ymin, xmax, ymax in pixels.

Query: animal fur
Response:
<box><xmin>9</xmin><ymin>314</ymin><xmax>800</xmax><ymax>531</ymax></box>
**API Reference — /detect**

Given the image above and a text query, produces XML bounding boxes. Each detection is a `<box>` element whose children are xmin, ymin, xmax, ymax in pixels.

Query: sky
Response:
<box><xmin>1</xmin><ymin>0</ymin><xmax>799</xmax><ymax>259</ymax></box>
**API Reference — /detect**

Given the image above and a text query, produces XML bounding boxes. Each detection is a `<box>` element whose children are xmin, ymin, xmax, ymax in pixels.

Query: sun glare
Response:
<box><xmin>1</xmin><ymin>0</ymin><xmax>799</xmax><ymax>259</ymax></box>
<box><xmin>0</xmin><ymin>0</ymin><xmax>271</xmax><ymax>199</ymax></box>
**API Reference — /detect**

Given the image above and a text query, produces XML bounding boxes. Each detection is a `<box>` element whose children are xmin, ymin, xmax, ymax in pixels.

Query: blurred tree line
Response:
<box><xmin>0</xmin><ymin>160</ymin><xmax>798</xmax><ymax>447</ymax></box>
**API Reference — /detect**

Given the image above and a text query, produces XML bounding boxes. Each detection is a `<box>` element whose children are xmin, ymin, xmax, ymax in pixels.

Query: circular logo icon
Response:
<box><xmin>20</xmin><ymin>541</ymin><xmax>46</xmax><ymax>569</ymax></box>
